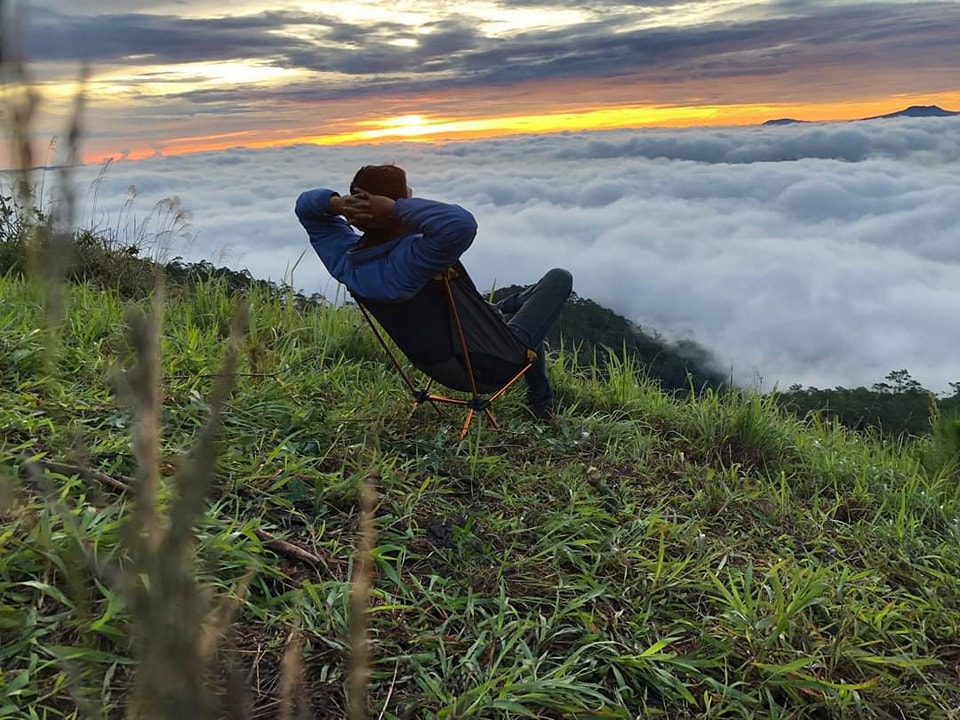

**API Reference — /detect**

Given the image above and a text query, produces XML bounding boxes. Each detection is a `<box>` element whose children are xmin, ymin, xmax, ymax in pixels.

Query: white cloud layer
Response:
<box><xmin>56</xmin><ymin>117</ymin><xmax>960</xmax><ymax>393</ymax></box>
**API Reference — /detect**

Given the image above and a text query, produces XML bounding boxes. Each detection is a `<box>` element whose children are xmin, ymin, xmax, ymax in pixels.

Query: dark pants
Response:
<box><xmin>496</xmin><ymin>268</ymin><xmax>573</xmax><ymax>408</ymax></box>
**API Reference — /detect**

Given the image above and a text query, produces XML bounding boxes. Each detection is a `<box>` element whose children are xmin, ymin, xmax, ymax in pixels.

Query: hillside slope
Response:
<box><xmin>2</xmin><ymin>274</ymin><xmax>960</xmax><ymax>718</ymax></box>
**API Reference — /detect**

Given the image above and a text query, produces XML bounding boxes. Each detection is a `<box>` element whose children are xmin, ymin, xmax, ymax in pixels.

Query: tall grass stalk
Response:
<box><xmin>349</xmin><ymin>467</ymin><xmax>378</xmax><ymax>720</ymax></box>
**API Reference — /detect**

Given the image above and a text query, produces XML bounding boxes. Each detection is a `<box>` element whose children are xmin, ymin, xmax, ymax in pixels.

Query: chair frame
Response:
<box><xmin>355</xmin><ymin>269</ymin><xmax>536</xmax><ymax>438</ymax></box>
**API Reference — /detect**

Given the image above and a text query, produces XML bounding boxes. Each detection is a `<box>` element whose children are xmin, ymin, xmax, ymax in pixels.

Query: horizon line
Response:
<box><xmin>4</xmin><ymin>95</ymin><xmax>959</xmax><ymax>171</ymax></box>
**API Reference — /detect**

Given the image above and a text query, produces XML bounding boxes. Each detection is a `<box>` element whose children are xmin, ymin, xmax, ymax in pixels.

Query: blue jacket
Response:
<box><xmin>296</xmin><ymin>188</ymin><xmax>478</xmax><ymax>302</ymax></box>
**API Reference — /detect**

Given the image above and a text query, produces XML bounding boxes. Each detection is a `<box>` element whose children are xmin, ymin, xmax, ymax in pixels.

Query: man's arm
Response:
<box><xmin>295</xmin><ymin>189</ymin><xmax>359</xmax><ymax>282</ymax></box>
<box><xmin>338</xmin><ymin>191</ymin><xmax>478</xmax><ymax>298</ymax></box>
<box><xmin>392</xmin><ymin>197</ymin><xmax>478</xmax><ymax>292</ymax></box>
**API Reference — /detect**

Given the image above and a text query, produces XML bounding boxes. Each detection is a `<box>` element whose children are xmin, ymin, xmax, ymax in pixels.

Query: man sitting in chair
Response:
<box><xmin>295</xmin><ymin>164</ymin><xmax>572</xmax><ymax>418</ymax></box>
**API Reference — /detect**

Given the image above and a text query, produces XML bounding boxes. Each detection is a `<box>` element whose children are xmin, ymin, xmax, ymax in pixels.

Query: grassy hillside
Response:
<box><xmin>3</xmin><ymin>268</ymin><xmax>960</xmax><ymax>719</ymax></box>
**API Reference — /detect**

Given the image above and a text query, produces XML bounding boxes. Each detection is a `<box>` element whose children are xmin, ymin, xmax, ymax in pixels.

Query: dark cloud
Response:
<box><xmin>26</xmin><ymin>0</ymin><xmax>960</xmax><ymax>96</ymax></box>
<box><xmin>25</xmin><ymin>7</ymin><xmax>317</xmax><ymax>64</ymax></box>
<box><xmin>463</xmin><ymin>1</ymin><xmax>948</xmax><ymax>86</ymax></box>
<box><xmin>24</xmin><ymin>0</ymin><xmax>951</xmax><ymax>120</ymax></box>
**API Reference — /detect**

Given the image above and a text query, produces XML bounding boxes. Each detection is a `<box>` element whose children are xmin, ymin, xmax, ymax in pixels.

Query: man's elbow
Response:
<box><xmin>460</xmin><ymin>228</ymin><xmax>477</xmax><ymax>254</ymax></box>
<box><xmin>453</xmin><ymin>207</ymin><xmax>478</xmax><ymax>246</ymax></box>
<box><xmin>459</xmin><ymin>207</ymin><xmax>478</xmax><ymax>237</ymax></box>
<box><xmin>294</xmin><ymin>191</ymin><xmax>315</xmax><ymax>222</ymax></box>
<box><xmin>466</xmin><ymin>217</ymin><xmax>479</xmax><ymax>243</ymax></box>
<box><xmin>449</xmin><ymin>221</ymin><xmax>477</xmax><ymax>256</ymax></box>
<box><xmin>432</xmin><ymin>207</ymin><xmax>477</xmax><ymax>254</ymax></box>
<box><xmin>296</xmin><ymin>189</ymin><xmax>334</xmax><ymax>222</ymax></box>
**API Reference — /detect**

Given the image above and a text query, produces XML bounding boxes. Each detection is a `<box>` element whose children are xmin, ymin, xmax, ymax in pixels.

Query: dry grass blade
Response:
<box><xmin>0</xmin><ymin>0</ymin><xmax>37</xmax><ymax>193</ymax></box>
<box><xmin>123</xmin><ymin>300</ymin><xmax>249</xmax><ymax>720</ymax></box>
<box><xmin>198</xmin><ymin>572</ymin><xmax>253</xmax><ymax>666</ymax></box>
<box><xmin>278</xmin><ymin>625</ymin><xmax>311</xmax><ymax>720</ymax></box>
<box><xmin>348</xmin><ymin>470</ymin><xmax>379</xmax><ymax>720</ymax></box>
<box><xmin>124</xmin><ymin>305</ymin><xmax>163</xmax><ymax>554</ymax></box>
<box><xmin>39</xmin><ymin>63</ymin><xmax>87</xmax><ymax>330</ymax></box>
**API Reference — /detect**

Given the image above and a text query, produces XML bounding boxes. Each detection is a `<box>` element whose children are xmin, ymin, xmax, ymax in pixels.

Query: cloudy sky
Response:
<box><xmin>45</xmin><ymin>116</ymin><xmax>960</xmax><ymax>394</ymax></box>
<box><xmin>6</xmin><ymin>0</ymin><xmax>960</xmax><ymax>163</ymax></box>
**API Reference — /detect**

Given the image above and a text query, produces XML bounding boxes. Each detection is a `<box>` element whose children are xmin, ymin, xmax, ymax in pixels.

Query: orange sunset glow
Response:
<box><xmin>81</xmin><ymin>91</ymin><xmax>960</xmax><ymax>164</ymax></box>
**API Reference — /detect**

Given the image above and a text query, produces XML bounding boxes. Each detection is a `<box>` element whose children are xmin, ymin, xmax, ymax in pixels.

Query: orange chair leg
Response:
<box><xmin>460</xmin><ymin>409</ymin><xmax>476</xmax><ymax>439</ymax></box>
<box><xmin>412</xmin><ymin>399</ymin><xmax>444</xmax><ymax>417</ymax></box>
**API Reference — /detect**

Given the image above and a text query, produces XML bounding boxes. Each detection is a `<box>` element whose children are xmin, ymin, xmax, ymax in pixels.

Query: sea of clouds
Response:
<box><xmin>52</xmin><ymin>117</ymin><xmax>960</xmax><ymax>393</ymax></box>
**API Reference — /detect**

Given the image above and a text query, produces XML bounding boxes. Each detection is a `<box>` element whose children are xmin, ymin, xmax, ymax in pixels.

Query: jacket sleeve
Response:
<box><xmin>295</xmin><ymin>188</ymin><xmax>358</xmax><ymax>283</ymax></box>
<box><xmin>392</xmin><ymin>198</ymin><xmax>478</xmax><ymax>295</ymax></box>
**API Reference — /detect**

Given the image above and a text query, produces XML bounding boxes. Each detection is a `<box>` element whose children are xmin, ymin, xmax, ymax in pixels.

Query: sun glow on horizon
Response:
<box><xmin>308</xmin><ymin>105</ymin><xmax>725</xmax><ymax>145</ymax></box>
<box><xmin>365</xmin><ymin>114</ymin><xmax>432</xmax><ymax>131</ymax></box>
<box><xmin>66</xmin><ymin>89</ymin><xmax>960</xmax><ymax>165</ymax></box>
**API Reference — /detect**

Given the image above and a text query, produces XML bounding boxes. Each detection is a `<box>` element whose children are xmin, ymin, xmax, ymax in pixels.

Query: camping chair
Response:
<box><xmin>351</xmin><ymin>262</ymin><xmax>537</xmax><ymax>438</ymax></box>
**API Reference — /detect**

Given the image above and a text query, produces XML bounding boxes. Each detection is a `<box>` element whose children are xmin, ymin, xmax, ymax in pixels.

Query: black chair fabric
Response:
<box><xmin>353</xmin><ymin>262</ymin><xmax>530</xmax><ymax>393</ymax></box>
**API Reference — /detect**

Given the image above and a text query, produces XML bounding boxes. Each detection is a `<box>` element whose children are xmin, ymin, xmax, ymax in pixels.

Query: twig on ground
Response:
<box><xmin>376</xmin><ymin>659</ymin><xmax>401</xmax><ymax>720</ymax></box>
<box><xmin>33</xmin><ymin>459</ymin><xmax>325</xmax><ymax>568</ymax></box>
<box><xmin>164</xmin><ymin>359</ymin><xmax>316</xmax><ymax>382</ymax></box>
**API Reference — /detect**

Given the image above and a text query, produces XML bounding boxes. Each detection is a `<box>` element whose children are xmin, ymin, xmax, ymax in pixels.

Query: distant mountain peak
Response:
<box><xmin>863</xmin><ymin>104</ymin><xmax>959</xmax><ymax>121</ymax></box>
<box><xmin>763</xmin><ymin>117</ymin><xmax>807</xmax><ymax>126</ymax></box>
<box><xmin>763</xmin><ymin>104</ymin><xmax>958</xmax><ymax>126</ymax></box>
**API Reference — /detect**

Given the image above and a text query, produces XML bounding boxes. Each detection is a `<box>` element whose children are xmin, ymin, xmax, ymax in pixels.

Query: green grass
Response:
<box><xmin>2</xmin><ymin>272</ymin><xmax>960</xmax><ymax>719</ymax></box>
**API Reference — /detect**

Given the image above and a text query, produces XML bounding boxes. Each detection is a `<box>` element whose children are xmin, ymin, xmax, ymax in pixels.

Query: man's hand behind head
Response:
<box><xmin>342</xmin><ymin>189</ymin><xmax>396</xmax><ymax>229</ymax></box>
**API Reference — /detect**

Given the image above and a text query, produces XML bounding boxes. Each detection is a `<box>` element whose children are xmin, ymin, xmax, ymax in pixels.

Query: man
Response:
<box><xmin>296</xmin><ymin>164</ymin><xmax>572</xmax><ymax>417</ymax></box>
